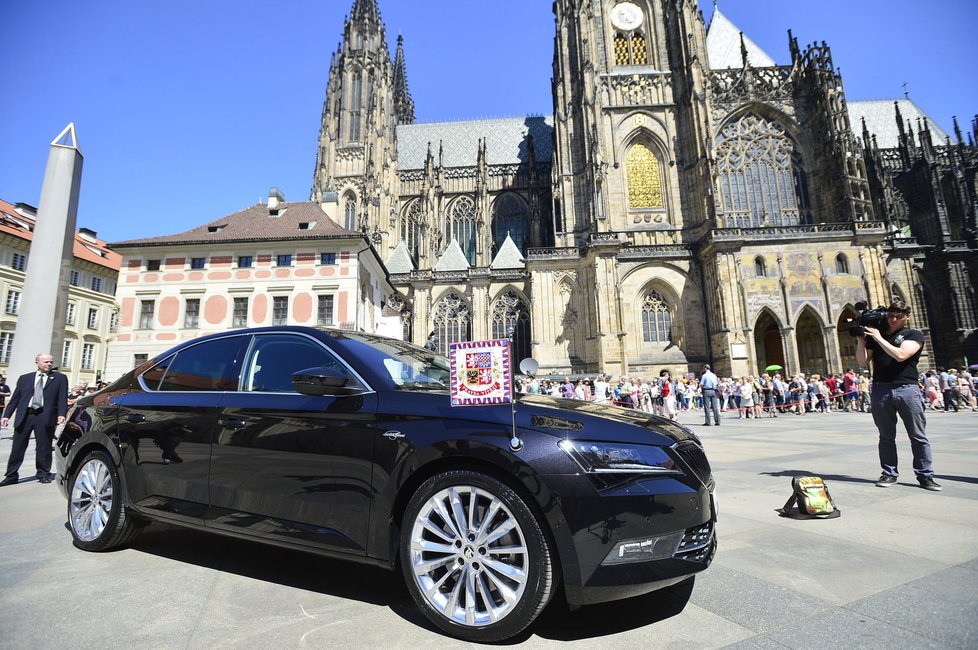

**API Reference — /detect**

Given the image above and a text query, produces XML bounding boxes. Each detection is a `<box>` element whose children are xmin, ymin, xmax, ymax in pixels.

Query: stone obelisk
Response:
<box><xmin>8</xmin><ymin>123</ymin><xmax>83</xmax><ymax>377</ymax></box>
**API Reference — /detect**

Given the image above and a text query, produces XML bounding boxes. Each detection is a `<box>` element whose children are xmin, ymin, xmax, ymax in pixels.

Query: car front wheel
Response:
<box><xmin>68</xmin><ymin>449</ymin><xmax>141</xmax><ymax>551</ymax></box>
<box><xmin>400</xmin><ymin>470</ymin><xmax>555</xmax><ymax>642</ymax></box>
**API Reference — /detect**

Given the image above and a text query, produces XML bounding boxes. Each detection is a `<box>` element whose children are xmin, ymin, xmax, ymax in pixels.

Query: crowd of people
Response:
<box><xmin>514</xmin><ymin>365</ymin><xmax>977</xmax><ymax>418</ymax></box>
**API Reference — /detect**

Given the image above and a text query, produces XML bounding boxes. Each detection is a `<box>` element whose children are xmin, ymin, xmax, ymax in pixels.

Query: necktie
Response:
<box><xmin>30</xmin><ymin>374</ymin><xmax>44</xmax><ymax>409</ymax></box>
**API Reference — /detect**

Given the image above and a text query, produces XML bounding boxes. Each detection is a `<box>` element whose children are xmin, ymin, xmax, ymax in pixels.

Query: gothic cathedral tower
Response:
<box><xmin>310</xmin><ymin>0</ymin><xmax>414</xmax><ymax>244</ymax></box>
<box><xmin>540</xmin><ymin>0</ymin><xmax>713</xmax><ymax>375</ymax></box>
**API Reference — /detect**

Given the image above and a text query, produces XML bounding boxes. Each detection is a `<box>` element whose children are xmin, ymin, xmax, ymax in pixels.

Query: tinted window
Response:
<box><xmin>140</xmin><ymin>355</ymin><xmax>174</xmax><ymax>391</ymax></box>
<box><xmin>157</xmin><ymin>337</ymin><xmax>246</xmax><ymax>392</ymax></box>
<box><xmin>243</xmin><ymin>334</ymin><xmax>357</xmax><ymax>393</ymax></box>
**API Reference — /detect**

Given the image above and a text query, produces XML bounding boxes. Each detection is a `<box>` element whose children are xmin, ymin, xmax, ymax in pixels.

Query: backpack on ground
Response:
<box><xmin>779</xmin><ymin>476</ymin><xmax>841</xmax><ymax>519</ymax></box>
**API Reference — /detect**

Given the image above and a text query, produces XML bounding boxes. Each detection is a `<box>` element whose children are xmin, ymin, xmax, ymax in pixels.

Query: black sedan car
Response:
<box><xmin>56</xmin><ymin>326</ymin><xmax>715</xmax><ymax>641</ymax></box>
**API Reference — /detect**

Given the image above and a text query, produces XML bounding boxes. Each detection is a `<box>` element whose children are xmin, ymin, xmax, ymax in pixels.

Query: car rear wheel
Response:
<box><xmin>400</xmin><ymin>470</ymin><xmax>554</xmax><ymax>642</ymax></box>
<box><xmin>68</xmin><ymin>450</ymin><xmax>141</xmax><ymax>551</ymax></box>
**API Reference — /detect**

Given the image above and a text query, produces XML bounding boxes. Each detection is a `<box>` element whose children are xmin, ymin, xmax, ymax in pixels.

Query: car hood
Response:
<box><xmin>381</xmin><ymin>390</ymin><xmax>698</xmax><ymax>447</ymax></box>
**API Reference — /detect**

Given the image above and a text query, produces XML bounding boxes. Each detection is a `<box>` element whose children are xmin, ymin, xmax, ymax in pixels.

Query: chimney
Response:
<box><xmin>78</xmin><ymin>227</ymin><xmax>98</xmax><ymax>243</ymax></box>
<box><xmin>268</xmin><ymin>187</ymin><xmax>285</xmax><ymax>212</ymax></box>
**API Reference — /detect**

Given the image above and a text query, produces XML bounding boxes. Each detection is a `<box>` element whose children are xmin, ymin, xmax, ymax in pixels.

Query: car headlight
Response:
<box><xmin>558</xmin><ymin>439</ymin><xmax>681</xmax><ymax>475</ymax></box>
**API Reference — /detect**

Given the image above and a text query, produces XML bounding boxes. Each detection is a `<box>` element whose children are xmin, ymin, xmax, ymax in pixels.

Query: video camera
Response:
<box><xmin>847</xmin><ymin>301</ymin><xmax>888</xmax><ymax>337</ymax></box>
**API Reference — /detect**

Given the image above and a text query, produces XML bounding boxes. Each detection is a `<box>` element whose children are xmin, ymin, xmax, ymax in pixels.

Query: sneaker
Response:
<box><xmin>875</xmin><ymin>474</ymin><xmax>897</xmax><ymax>487</ymax></box>
<box><xmin>918</xmin><ymin>476</ymin><xmax>942</xmax><ymax>491</ymax></box>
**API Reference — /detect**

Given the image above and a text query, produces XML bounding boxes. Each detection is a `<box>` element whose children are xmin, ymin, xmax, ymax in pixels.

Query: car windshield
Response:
<box><xmin>332</xmin><ymin>332</ymin><xmax>451</xmax><ymax>389</ymax></box>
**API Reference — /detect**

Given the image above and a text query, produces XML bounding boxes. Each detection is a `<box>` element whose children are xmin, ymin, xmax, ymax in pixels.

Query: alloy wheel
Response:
<box><xmin>69</xmin><ymin>459</ymin><xmax>114</xmax><ymax>542</ymax></box>
<box><xmin>409</xmin><ymin>485</ymin><xmax>529</xmax><ymax>627</ymax></box>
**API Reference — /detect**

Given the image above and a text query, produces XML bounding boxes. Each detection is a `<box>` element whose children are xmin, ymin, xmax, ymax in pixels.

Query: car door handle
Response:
<box><xmin>126</xmin><ymin>414</ymin><xmax>146</xmax><ymax>423</ymax></box>
<box><xmin>218</xmin><ymin>418</ymin><xmax>247</xmax><ymax>430</ymax></box>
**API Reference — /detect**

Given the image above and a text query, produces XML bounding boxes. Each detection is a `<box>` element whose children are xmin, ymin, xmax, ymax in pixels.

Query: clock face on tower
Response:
<box><xmin>610</xmin><ymin>2</ymin><xmax>644</xmax><ymax>31</ymax></box>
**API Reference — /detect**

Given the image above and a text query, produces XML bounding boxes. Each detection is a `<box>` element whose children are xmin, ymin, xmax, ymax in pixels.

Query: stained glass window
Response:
<box><xmin>448</xmin><ymin>196</ymin><xmax>477</xmax><ymax>265</ymax></box>
<box><xmin>641</xmin><ymin>290</ymin><xmax>672</xmax><ymax>343</ymax></box>
<box><xmin>626</xmin><ymin>143</ymin><xmax>663</xmax><ymax>209</ymax></box>
<box><xmin>491</xmin><ymin>291</ymin><xmax>531</xmax><ymax>362</ymax></box>
<box><xmin>492</xmin><ymin>193</ymin><xmax>528</xmax><ymax>254</ymax></box>
<box><xmin>401</xmin><ymin>201</ymin><xmax>423</xmax><ymax>263</ymax></box>
<box><xmin>433</xmin><ymin>293</ymin><xmax>471</xmax><ymax>356</ymax></box>
<box><xmin>344</xmin><ymin>193</ymin><xmax>357</xmax><ymax>231</ymax></box>
<box><xmin>716</xmin><ymin>112</ymin><xmax>810</xmax><ymax>227</ymax></box>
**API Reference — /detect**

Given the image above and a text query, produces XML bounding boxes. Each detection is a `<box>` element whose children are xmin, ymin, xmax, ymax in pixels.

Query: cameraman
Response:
<box><xmin>855</xmin><ymin>299</ymin><xmax>941</xmax><ymax>491</ymax></box>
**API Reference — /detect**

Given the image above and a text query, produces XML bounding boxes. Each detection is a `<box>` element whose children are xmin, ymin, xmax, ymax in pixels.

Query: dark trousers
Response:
<box><xmin>4</xmin><ymin>411</ymin><xmax>55</xmax><ymax>479</ymax></box>
<box><xmin>872</xmin><ymin>383</ymin><xmax>933</xmax><ymax>478</ymax></box>
<box><xmin>942</xmin><ymin>389</ymin><xmax>958</xmax><ymax>411</ymax></box>
<box><xmin>702</xmin><ymin>389</ymin><xmax>721</xmax><ymax>425</ymax></box>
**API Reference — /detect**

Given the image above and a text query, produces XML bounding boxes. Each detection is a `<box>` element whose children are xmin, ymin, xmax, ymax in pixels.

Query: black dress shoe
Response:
<box><xmin>38</xmin><ymin>476</ymin><xmax>52</xmax><ymax>484</ymax></box>
<box><xmin>0</xmin><ymin>476</ymin><xmax>18</xmax><ymax>487</ymax></box>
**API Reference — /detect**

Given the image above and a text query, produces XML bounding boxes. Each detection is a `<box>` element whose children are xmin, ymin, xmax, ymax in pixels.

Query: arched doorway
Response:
<box><xmin>795</xmin><ymin>307</ymin><xmax>827</xmax><ymax>375</ymax></box>
<box><xmin>754</xmin><ymin>310</ymin><xmax>785</xmax><ymax>374</ymax></box>
<box><xmin>837</xmin><ymin>307</ymin><xmax>859</xmax><ymax>372</ymax></box>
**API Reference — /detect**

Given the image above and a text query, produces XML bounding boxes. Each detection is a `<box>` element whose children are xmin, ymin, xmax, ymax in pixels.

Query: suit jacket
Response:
<box><xmin>2</xmin><ymin>370</ymin><xmax>69</xmax><ymax>428</ymax></box>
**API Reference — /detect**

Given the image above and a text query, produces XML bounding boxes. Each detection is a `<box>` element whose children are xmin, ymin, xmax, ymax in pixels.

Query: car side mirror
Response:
<box><xmin>291</xmin><ymin>367</ymin><xmax>349</xmax><ymax>396</ymax></box>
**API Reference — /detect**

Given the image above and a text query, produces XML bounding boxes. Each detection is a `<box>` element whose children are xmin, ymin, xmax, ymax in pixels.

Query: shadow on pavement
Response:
<box><xmin>530</xmin><ymin>577</ymin><xmax>694</xmax><ymax>641</ymax></box>
<box><xmin>117</xmin><ymin>523</ymin><xmax>694</xmax><ymax>642</ymax></box>
<box><xmin>760</xmin><ymin>469</ymin><xmax>877</xmax><ymax>485</ymax></box>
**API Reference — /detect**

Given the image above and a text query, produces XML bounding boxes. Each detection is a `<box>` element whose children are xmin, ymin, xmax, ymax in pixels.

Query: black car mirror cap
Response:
<box><xmin>291</xmin><ymin>367</ymin><xmax>349</xmax><ymax>396</ymax></box>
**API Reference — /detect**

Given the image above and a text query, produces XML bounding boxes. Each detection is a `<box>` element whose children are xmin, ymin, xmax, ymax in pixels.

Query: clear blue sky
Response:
<box><xmin>1</xmin><ymin>0</ymin><xmax>974</xmax><ymax>243</ymax></box>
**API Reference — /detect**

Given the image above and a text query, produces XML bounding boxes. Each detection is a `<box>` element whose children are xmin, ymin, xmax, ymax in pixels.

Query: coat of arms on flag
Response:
<box><xmin>449</xmin><ymin>339</ymin><xmax>512</xmax><ymax>406</ymax></box>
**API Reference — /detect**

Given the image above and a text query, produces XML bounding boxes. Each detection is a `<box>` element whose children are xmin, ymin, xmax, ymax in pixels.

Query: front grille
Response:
<box><xmin>672</xmin><ymin>441</ymin><xmax>712</xmax><ymax>485</ymax></box>
<box><xmin>675</xmin><ymin>522</ymin><xmax>713</xmax><ymax>562</ymax></box>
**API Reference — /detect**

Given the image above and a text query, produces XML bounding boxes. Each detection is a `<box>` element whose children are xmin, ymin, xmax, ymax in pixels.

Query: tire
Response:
<box><xmin>400</xmin><ymin>470</ymin><xmax>555</xmax><ymax>642</ymax></box>
<box><xmin>68</xmin><ymin>449</ymin><xmax>141</xmax><ymax>551</ymax></box>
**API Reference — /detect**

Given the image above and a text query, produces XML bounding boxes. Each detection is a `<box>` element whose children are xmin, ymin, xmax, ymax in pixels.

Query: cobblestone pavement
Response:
<box><xmin>1</xmin><ymin>407</ymin><xmax>976</xmax><ymax>649</ymax></box>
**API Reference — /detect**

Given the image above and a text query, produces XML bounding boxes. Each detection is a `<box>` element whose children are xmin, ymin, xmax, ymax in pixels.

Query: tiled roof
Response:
<box><xmin>396</xmin><ymin>116</ymin><xmax>554</xmax><ymax>169</ymax></box>
<box><xmin>385</xmin><ymin>240</ymin><xmax>415</xmax><ymax>273</ymax></box>
<box><xmin>110</xmin><ymin>201</ymin><xmax>361</xmax><ymax>248</ymax></box>
<box><xmin>848</xmin><ymin>99</ymin><xmax>950</xmax><ymax>149</ymax></box>
<box><xmin>434</xmin><ymin>239</ymin><xmax>470</xmax><ymax>271</ymax></box>
<box><xmin>490</xmin><ymin>234</ymin><xmax>524</xmax><ymax>269</ymax></box>
<box><xmin>0</xmin><ymin>198</ymin><xmax>121</xmax><ymax>271</ymax></box>
<box><xmin>707</xmin><ymin>8</ymin><xmax>776</xmax><ymax>70</ymax></box>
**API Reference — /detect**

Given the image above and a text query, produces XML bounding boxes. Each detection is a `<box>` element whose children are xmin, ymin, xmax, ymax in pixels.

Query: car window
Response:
<box><xmin>333</xmin><ymin>333</ymin><xmax>450</xmax><ymax>389</ymax></box>
<box><xmin>156</xmin><ymin>336</ymin><xmax>246</xmax><ymax>392</ymax></box>
<box><xmin>242</xmin><ymin>333</ymin><xmax>358</xmax><ymax>393</ymax></box>
<box><xmin>140</xmin><ymin>354</ymin><xmax>174</xmax><ymax>391</ymax></box>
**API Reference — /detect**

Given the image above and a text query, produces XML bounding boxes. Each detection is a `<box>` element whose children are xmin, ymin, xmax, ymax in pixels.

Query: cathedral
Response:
<box><xmin>312</xmin><ymin>0</ymin><xmax>978</xmax><ymax>378</ymax></box>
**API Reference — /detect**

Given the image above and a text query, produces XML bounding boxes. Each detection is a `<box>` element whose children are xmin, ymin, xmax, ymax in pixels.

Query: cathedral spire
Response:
<box><xmin>350</xmin><ymin>0</ymin><xmax>381</xmax><ymax>24</ymax></box>
<box><xmin>393</xmin><ymin>34</ymin><xmax>416</xmax><ymax>125</ymax></box>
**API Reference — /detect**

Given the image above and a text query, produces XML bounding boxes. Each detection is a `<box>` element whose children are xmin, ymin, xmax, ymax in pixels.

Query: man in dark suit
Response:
<box><xmin>0</xmin><ymin>353</ymin><xmax>69</xmax><ymax>485</ymax></box>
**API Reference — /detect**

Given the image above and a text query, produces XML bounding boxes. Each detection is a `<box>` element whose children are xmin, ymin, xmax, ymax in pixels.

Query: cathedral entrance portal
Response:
<box><xmin>837</xmin><ymin>307</ymin><xmax>859</xmax><ymax>372</ymax></box>
<box><xmin>795</xmin><ymin>308</ymin><xmax>827</xmax><ymax>375</ymax></box>
<box><xmin>753</xmin><ymin>310</ymin><xmax>785</xmax><ymax>374</ymax></box>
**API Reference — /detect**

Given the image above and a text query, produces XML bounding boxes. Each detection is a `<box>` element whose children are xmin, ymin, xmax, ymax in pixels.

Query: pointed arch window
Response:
<box><xmin>448</xmin><ymin>196</ymin><xmax>477</xmax><ymax>265</ymax></box>
<box><xmin>626</xmin><ymin>143</ymin><xmax>663</xmax><ymax>209</ymax></box>
<box><xmin>613</xmin><ymin>32</ymin><xmax>648</xmax><ymax>66</ymax></box>
<box><xmin>433</xmin><ymin>293</ymin><xmax>471</xmax><ymax>356</ymax></box>
<box><xmin>401</xmin><ymin>200</ymin><xmax>423</xmax><ymax>263</ymax></box>
<box><xmin>491</xmin><ymin>290</ymin><xmax>531</xmax><ymax>363</ymax></box>
<box><xmin>492</xmin><ymin>193</ymin><xmax>528</xmax><ymax>254</ymax></box>
<box><xmin>716</xmin><ymin>112</ymin><xmax>811</xmax><ymax>227</ymax></box>
<box><xmin>754</xmin><ymin>256</ymin><xmax>767</xmax><ymax>277</ymax></box>
<box><xmin>835</xmin><ymin>253</ymin><xmax>849</xmax><ymax>274</ymax></box>
<box><xmin>343</xmin><ymin>193</ymin><xmax>357</xmax><ymax>231</ymax></box>
<box><xmin>349</xmin><ymin>71</ymin><xmax>362</xmax><ymax>142</ymax></box>
<box><xmin>641</xmin><ymin>289</ymin><xmax>672</xmax><ymax>343</ymax></box>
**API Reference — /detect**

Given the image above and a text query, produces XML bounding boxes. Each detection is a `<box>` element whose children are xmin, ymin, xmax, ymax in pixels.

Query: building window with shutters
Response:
<box><xmin>139</xmin><ymin>300</ymin><xmax>155</xmax><ymax>330</ymax></box>
<box><xmin>233</xmin><ymin>297</ymin><xmax>249</xmax><ymax>327</ymax></box>
<box><xmin>321</xmin><ymin>252</ymin><xmax>336</xmax><ymax>265</ymax></box>
<box><xmin>273</xmin><ymin>296</ymin><xmax>288</xmax><ymax>325</ymax></box>
<box><xmin>184</xmin><ymin>299</ymin><xmax>200</xmax><ymax>329</ymax></box>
